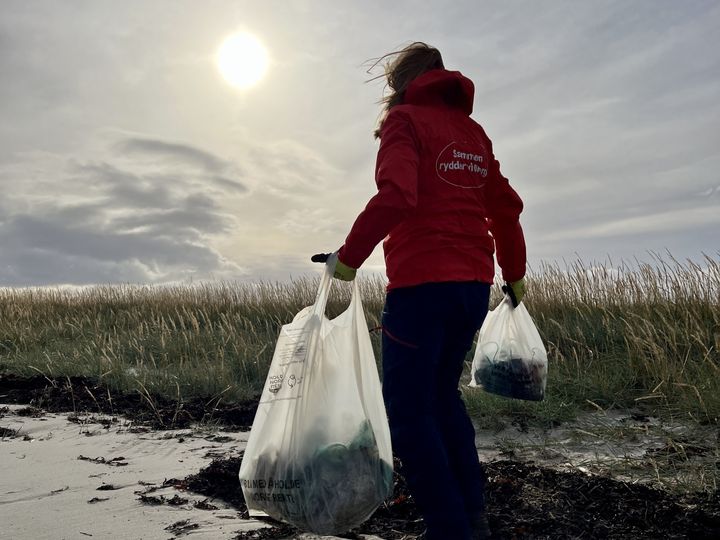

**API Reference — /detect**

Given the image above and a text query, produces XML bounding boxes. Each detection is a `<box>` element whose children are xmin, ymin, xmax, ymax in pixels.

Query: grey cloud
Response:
<box><xmin>0</xmin><ymin>126</ymin><xmax>351</xmax><ymax>286</ymax></box>
<box><xmin>73</xmin><ymin>162</ymin><xmax>176</xmax><ymax>209</ymax></box>
<box><xmin>278</xmin><ymin>208</ymin><xmax>345</xmax><ymax>236</ymax></box>
<box><xmin>109</xmin><ymin>181</ymin><xmax>177</xmax><ymax>210</ymax></box>
<box><xmin>0</xmin><ymin>141</ymin><xmax>246</xmax><ymax>285</ymax></box>
<box><xmin>246</xmin><ymin>140</ymin><xmax>341</xmax><ymax>197</ymax></box>
<box><xmin>117</xmin><ymin>138</ymin><xmax>233</xmax><ymax>174</ymax></box>
<box><xmin>0</xmin><ymin>249</ymin><xmax>151</xmax><ymax>286</ymax></box>
<box><xmin>111</xmin><ymin>137</ymin><xmax>249</xmax><ymax>196</ymax></box>
<box><xmin>211</xmin><ymin>176</ymin><xmax>249</xmax><ymax>193</ymax></box>
<box><xmin>5</xmin><ymin>214</ymin><xmax>214</xmax><ymax>267</ymax></box>
<box><xmin>533</xmin><ymin>227</ymin><xmax>720</xmax><ymax>266</ymax></box>
<box><xmin>108</xmin><ymin>207</ymin><xmax>234</xmax><ymax>239</ymax></box>
<box><xmin>73</xmin><ymin>163</ymin><xmax>236</xmax><ymax>241</ymax></box>
<box><xmin>542</xmin><ymin>205</ymin><xmax>720</xmax><ymax>243</ymax></box>
<box><xmin>50</xmin><ymin>202</ymin><xmax>107</xmax><ymax>227</ymax></box>
<box><xmin>0</xmin><ymin>213</ymin><xmax>242</xmax><ymax>286</ymax></box>
<box><xmin>70</xmin><ymin>161</ymin><xmax>242</xmax><ymax>229</ymax></box>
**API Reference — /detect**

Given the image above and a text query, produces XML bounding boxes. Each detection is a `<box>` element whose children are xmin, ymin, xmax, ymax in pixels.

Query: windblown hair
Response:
<box><xmin>370</xmin><ymin>42</ymin><xmax>444</xmax><ymax>138</ymax></box>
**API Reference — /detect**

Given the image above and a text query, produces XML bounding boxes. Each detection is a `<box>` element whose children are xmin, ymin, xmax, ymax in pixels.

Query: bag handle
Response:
<box><xmin>311</xmin><ymin>252</ymin><xmax>338</xmax><ymax>317</ymax></box>
<box><xmin>311</xmin><ymin>253</ymin><xmax>364</xmax><ymax>317</ymax></box>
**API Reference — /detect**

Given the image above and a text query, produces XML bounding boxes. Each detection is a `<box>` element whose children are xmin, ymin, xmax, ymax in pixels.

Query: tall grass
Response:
<box><xmin>0</xmin><ymin>278</ymin><xmax>385</xmax><ymax>403</ymax></box>
<box><xmin>0</xmin><ymin>255</ymin><xmax>718</xmax><ymax>424</ymax></box>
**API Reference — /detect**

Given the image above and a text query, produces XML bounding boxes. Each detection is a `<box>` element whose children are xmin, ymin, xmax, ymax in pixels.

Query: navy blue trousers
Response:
<box><xmin>381</xmin><ymin>281</ymin><xmax>490</xmax><ymax>540</ymax></box>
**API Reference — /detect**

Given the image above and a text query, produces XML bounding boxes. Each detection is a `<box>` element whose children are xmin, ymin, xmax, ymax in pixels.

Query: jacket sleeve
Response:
<box><xmin>337</xmin><ymin>110</ymin><xmax>419</xmax><ymax>269</ymax></box>
<box><xmin>485</xmin><ymin>146</ymin><xmax>526</xmax><ymax>283</ymax></box>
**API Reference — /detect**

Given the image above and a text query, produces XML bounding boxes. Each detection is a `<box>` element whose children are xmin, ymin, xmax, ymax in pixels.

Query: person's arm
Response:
<box><xmin>337</xmin><ymin>109</ymin><xmax>419</xmax><ymax>268</ymax></box>
<box><xmin>485</xmin><ymin>145</ymin><xmax>526</xmax><ymax>283</ymax></box>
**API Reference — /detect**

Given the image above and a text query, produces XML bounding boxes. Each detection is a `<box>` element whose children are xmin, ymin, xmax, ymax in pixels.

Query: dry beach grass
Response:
<box><xmin>1</xmin><ymin>253</ymin><xmax>717</xmax><ymax>426</ymax></box>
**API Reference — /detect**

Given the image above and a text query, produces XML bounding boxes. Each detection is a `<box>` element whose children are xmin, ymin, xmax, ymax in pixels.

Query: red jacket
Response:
<box><xmin>338</xmin><ymin>69</ymin><xmax>526</xmax><ymax>290</ymax></box>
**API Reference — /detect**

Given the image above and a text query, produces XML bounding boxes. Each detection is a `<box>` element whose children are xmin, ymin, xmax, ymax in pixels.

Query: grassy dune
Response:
<box><xmin>1</xmin><ymin>255</ymin><xmax>718</xmax><ymax>425</ymax></box>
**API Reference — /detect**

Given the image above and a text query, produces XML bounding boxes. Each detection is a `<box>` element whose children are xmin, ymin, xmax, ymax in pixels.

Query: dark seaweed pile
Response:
<box><xmin>184</xmin><ymin>454</ymin><xmax>720</xmax><ymax>539</ymax></box>
<box><xmin>0</xmin><ymin>374</ymin><xmax>257</xmax><ymax>429</ymax></box>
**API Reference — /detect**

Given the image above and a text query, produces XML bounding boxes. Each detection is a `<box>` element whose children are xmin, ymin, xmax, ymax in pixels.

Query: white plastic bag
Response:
<box><xmin>470</xmin><ymin>295</ymin><xmax>548</xmax><ymax>401</ymax></box>
<box><xmin>239</xmin><ymin>256</ymin><xmax>393</xmax><ymax>535</ymax></box>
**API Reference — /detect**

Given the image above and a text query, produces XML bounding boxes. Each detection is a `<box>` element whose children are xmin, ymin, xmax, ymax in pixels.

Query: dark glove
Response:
<box><xmin>502</xmin><ymin>278</ymin><xmax>526</xmax><ymax>308</ymax></box>
<box><xmin>311</xmin><ymin>252</ymin><xmax>357</xmax><ymax>281</ymax></box>
<box><xmin>311</xmin><ymin>253</ymin><xmax>331</xmax><ymax>263</ymax></box>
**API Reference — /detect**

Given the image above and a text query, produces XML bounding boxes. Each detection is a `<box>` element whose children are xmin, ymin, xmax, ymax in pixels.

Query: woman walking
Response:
<box><xmin>317</xmin><ymin>42</ymin><xmax>526</xmax><ymax>539</ymax></box>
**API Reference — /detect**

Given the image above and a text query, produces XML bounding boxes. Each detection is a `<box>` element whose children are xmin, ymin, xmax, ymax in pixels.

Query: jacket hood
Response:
<box><xmin>404</xmin><ymin>69</ymin><xmax>474</xmax><ymax>115</ymax></box>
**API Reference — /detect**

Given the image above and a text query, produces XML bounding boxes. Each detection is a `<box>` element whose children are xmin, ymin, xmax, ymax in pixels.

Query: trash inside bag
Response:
<box><xmin>474</xmin><ymin>356</ymin><xmax>546</xmax><ymax>401</ymax></box>
<box><xmin>244</xmin><ymin>420</ymin><xmax>393</xmax><ymax>534</ymax></box>
<box><xmin>239</xmin><ymin>255</ymin><xmax>393</xmax><ymax>535</ymax></box>
<box><xmin>470</xmin><ymin>295</ymin><xmax>548</xmax><ymax>401</ymax></box>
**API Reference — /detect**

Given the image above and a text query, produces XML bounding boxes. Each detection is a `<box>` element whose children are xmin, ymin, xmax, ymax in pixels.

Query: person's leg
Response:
<box><xmin>434</xmin><ymin>283</ymin><xmax>491</xmax><ymax>522</ymax></box>
<box><xmin>381</xmin><ymin>283</ymin><xmax>472</xmax><ymax>540</ymax></box>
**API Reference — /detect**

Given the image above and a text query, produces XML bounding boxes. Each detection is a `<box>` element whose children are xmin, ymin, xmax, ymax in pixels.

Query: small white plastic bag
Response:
<box><xmin>470</xmin><ymin>295</ymin><xmax>548</xmax><ymax>401</ymax></box>
<box><xmin>238</xmin><ymin>256</ymin><xmax>393</xmax><ymax>535</ymax></box>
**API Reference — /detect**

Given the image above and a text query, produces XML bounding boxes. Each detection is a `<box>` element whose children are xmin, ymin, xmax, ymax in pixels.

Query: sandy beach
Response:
<box><xmin>0</xmin><ymin>405</ymin><xmax>256</xmax><ymax>539</ymax></box>
<box><xmin>3</xmin><ymin>401</ymin><xmax>719</xmax><ymax>539</ymax></box>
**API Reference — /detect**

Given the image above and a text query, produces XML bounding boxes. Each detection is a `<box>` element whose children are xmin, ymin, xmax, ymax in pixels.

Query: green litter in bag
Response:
<box><xmin>246</xmin><ymin>421</ymin><xmax>393</xmax><ymax>534</ymax></box>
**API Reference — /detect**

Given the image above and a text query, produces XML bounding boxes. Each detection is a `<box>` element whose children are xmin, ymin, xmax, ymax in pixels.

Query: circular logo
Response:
<box><xmin>435</xmin><ymin>141</ymin><xmax>489</xmax><ymax>188</ymax></box>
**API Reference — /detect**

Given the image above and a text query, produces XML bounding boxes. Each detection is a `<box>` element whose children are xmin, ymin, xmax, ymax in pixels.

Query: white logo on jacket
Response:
<box><xmin>435</xmin><ymin>141</ymin><xmax>489</xmax><ymax>188</ymax></box>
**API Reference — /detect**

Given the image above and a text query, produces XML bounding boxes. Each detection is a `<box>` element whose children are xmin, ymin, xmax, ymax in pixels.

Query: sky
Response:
<box><xmin>1</xmin><ymin>0</ymin><xmax>718</xmax><ymax>287</ymax></box>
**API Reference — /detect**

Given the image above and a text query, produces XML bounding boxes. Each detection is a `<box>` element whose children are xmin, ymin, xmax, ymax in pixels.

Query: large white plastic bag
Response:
<box><xmin>470</xmin><ymin>296</ymin><xmax>548</xmax><ymax>401</ymax></box>
<box><xmin>238</xmin><ymin>259</ymin><xmax>393</xmax><ymax>535</ymax></box>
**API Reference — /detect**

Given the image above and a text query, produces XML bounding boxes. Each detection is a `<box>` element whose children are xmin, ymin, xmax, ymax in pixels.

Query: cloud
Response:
<box><xmin>0</xmin><ymin>129</ymin><xmax>359</xmax><ymax>286</ymax></box>
<box><xmin>112</xmin><ymin>136</ymin><xmax>248</xmax><ymax>194</ymax></box>
<box><xmin>3</xmin><ymin>214</ymin><xmax>219</xmax><ymax>267</ymax></box>
<box><xmin>117</xmin><ymin>137</ymin><xmax>233</xmax><ymax>174</ymax></box>
<box><xmin>278</xmin><ymin>208</ymin><xmax>344</xmax><ymax>235</ymax></box>
<box><xmin>246</xmin><ymin>139</ymin><xmax>342</xmax><ymax>197</ymax></box>
<box><xmin>699</xmin><ymin>185</ymin><xmax>720</xmax><ymax>198</ymax></box>
<box><xmin>543</xmin><ymin>205</ymin><xmax>720</xmax><ymax>242</ymax></box>
<box><xmin>108</xmin><ymin>199</ymin><xmax>233</xmax><ymax>239</ymax></box>
<box><xmin>0</xmin><ymin>208</ymin><xmax>245</xmax><ymax>286</ymax></box>
<box><xmin>211</xmin><ymin>176</ymin><xmax>248</xmax><ymax>193</ymax></box>
<box><xmin>0</xmin><ymin>137</ymin><xmax>249</xmax><ymax>286</ymax></box>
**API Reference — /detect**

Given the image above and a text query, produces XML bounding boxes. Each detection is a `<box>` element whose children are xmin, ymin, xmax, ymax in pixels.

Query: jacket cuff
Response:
<box><xmin>336</xmin><ymin>246</ymin><xmax>359</xmax><ymax>270</ymax></box>
<box><xmin>502</xmin><ymin>268</ymin><xmax>526</xmax><ymax>283</ymax></box>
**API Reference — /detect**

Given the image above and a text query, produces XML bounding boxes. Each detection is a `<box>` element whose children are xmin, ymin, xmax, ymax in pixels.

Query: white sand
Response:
<box><xmin>0</xmin><ymin>405</ymin><xmax>384</xmax><ymax>540</ymax></box>
<box><xmin>0</xmin><ymin>405</ymin><xmax>263</xmax><ymax>539</ymax></box>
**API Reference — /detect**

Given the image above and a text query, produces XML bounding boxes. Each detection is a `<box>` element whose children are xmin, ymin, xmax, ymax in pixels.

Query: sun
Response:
<box><xmin>216</xmin><ymin>32</ymin><xmax>269</xmax><ymax>90</ymax></box>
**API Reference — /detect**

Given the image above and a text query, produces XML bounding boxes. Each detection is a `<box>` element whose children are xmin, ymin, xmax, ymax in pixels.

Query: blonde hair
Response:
<box><xmin>369</xmin><ymin>42</ymin><xmax>444</xmax><ymax>138</ymax></box>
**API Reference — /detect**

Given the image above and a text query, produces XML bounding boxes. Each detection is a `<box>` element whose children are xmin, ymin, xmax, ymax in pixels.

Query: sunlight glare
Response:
<box><xmin>216</xmin><ymin>32</ymin><xmax>269</xmax><ymax>90</ymax></box>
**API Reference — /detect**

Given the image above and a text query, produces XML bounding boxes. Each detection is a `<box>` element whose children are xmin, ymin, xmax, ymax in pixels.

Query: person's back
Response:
<box><xmin>339</xmin><ymin>65</ymin><xmax>525</xmax><ymax>293</ymax></box>
<box><xmin>377</xmin><ymin>68</ymin><xmax>525</xmax><ymax>290</ymax></box>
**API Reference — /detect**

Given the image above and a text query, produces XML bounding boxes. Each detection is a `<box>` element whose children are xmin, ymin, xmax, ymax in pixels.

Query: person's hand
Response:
<box><xmin>310</xmin><ymin>253</ymin><xmax>357</xmax><ymax>281</ymax></box>
<box><xmin>502</xmin><ymin>278</ymin><xmax>526</xmax><ymax>308</ymax></box>
<box><xmin>333</xmin><ymin>258</ymin><xmax>357</xmax><ymax>281</ymax></box>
